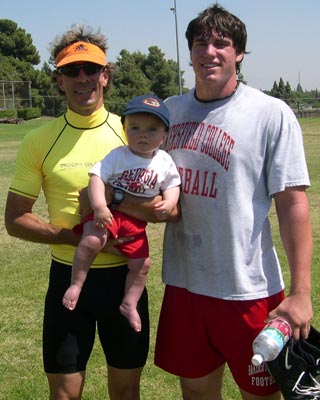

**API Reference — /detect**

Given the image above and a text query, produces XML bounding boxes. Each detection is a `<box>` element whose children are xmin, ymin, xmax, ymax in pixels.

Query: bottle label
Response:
<box><xmin>264</xmin><ymin>318</ymin><xmax>292</xmax><ymax>345</ymax></box>
<box><xmin>252</xmin><ymin>318</ymin><xmax>292</xmax><ymax>364</ymax></box>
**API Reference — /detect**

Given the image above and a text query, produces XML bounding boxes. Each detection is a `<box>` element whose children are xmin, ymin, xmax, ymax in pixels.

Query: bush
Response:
<box><xmin>17</xmin><ymin>107</ymin><xmax>41</xmax><ymax>120</ymax></box>
<box><xmin>0</xmin><ymin>109</ymin><xmax>17</xmax><ymax>118</ymax></box>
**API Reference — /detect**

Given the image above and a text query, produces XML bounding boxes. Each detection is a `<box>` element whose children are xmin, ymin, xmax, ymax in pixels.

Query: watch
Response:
<box><xmin>110</xmin><ymin>188</ymin><xmax>125</xmax><ymax>208</ymax></box>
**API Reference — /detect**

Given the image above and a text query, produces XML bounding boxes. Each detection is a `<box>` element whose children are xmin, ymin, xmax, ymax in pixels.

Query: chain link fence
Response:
<box><xmin>0</xmin><ymin>80</ymin><xmax>32</xmax><ymax>110</ymax></box>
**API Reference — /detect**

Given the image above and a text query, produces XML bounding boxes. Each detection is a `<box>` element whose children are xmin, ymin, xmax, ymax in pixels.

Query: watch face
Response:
<box><xmin>113</xmin><ymin>189</ymin><xmax>124</xmax><ymax>204</ymax></box>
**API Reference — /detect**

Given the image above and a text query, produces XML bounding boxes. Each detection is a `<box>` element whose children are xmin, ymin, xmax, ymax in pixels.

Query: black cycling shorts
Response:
<box><xmin>43</xmin><ymin>260</ymin><xmax>149</xmax><ymax>373</ymax></box>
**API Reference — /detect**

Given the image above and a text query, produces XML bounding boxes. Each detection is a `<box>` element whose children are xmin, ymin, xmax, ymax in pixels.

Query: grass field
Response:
<box><xmin>0</xmin><ymin>117</ymin><xmax>319</xmax><ymax>399</ymax></box>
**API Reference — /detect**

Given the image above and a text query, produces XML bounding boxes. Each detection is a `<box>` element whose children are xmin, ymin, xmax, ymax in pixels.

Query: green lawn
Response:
<box><xmin>0</xmin><ymin>117</ymin><xmax>319</xmax><ymax>399</ymax></box>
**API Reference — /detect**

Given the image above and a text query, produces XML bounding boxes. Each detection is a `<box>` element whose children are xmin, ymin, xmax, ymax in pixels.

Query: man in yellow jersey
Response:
<box><xmin>5</xmin><ymin>25</ymin><xmax>177</xmax><ymax>400</ymax></box>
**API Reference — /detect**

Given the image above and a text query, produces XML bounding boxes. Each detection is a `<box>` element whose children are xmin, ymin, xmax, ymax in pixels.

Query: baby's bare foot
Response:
<box><xmin>119</xmin><ymin>303</ymin><xmax>142</xmax><ymax>332</ymax></box>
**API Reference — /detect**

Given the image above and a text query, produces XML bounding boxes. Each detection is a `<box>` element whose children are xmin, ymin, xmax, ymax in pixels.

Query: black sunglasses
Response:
<box><xmin>58</xmin><ymin>63</ymin><xmax>104</xmax><ymax>78</ymax></box>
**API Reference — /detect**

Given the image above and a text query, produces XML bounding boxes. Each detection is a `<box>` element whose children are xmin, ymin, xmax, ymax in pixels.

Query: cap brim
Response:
<box><xmin>123</xmin><ymin>108</ymin><xmax>169</xmax><ymax>128</ymax></box>
<box><xmin>55</xmin><ymin>41</ymin><xmax>107</xmax><ymax>67</ymax></box>
<box><xmin>56</xmin><ymin>54</ymin><xmax>106</xmax><ymax>67</ymax></box>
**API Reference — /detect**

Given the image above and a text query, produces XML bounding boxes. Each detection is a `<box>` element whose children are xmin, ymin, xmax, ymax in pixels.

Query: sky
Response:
<box><xmin>2</xmin><ymin>0</ymin><xmax>319</xmax><ymax>91</ymax></box>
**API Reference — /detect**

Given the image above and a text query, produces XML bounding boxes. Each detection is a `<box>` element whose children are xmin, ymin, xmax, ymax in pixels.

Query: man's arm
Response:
<box><xmin>118</xmin><ymin>190</ymin><xmax>180</xmax><ymax>223</ymax></box>
<box><xmin>5</xmin><ymin>191</ymin><xmax>135</xmax><ymax>255</ymax></box>
<box><xmin>268</xmin><ymin>186</ymin><xmax>313</xmax><ymax>340</ymax></box>
<box><xmin>5</xmin><ymin>191</ymin><xmax>79</xmax><ymax>246</ymax></box>
<box><xmin>79</xmin><ymin>186</ymin><xmax>180</xmax><ymax>223</ymax></box>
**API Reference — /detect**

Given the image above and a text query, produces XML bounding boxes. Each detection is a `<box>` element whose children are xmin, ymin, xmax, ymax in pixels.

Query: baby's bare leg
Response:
<box><xmin>120</xmin><ymin>257</ymin><xmax>151</xmax><ymax>332</ymax></box>
<box><xmin>63</xmin><ymin>221</ymin><xmax>108</xmax><ymax>310</ymax></box>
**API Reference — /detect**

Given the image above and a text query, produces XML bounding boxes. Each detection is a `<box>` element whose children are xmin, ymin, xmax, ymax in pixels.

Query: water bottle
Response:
<box><xmin>251</xmin><ymin>318</ymin><xmax>292</xmax><ymax>366</ymax></box>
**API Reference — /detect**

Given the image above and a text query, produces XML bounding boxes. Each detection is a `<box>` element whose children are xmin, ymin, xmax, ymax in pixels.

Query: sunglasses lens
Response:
<box><xmin>59</xmin><ymin>64</ymin><xmax>102</xmax><ymax>77</ymax></box>
<box><xmin>83</xmin><ymin>65</ymin><xmax>102</xmax><ymax>75</ymax></box>
<box><xmin>59</xmin><ymin>66</ymin><xmax>79</xmax><ymax>77</ymax></box>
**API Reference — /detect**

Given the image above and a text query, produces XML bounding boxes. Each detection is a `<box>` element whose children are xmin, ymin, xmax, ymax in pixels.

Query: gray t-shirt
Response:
<box><xmin>162</xmin><ymin>83</ymin><xmax>310</xmax><ymax>300</ymax></box>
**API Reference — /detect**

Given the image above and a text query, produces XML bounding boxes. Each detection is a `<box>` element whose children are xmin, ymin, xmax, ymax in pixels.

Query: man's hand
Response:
<box><xmin>101</xmin><ymin>236</ymin><xmax>135</xmax><ymax>256</ymax></box>
<box><xmin>268</xmin><ymin>292</ymin><xmax>313</xmax><ymax>341</ymax></box>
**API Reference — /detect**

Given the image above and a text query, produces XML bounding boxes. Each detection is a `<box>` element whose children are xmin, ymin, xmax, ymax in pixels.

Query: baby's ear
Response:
<box><xmin>161</xmin><ymin>131</ymin><xmax>167</xmax><ymax>145</ymax></box>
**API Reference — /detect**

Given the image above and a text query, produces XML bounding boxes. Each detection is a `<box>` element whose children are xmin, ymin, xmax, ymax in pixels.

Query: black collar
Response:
<box><xmin>194</xmin><ymin>81</ymin><xmax>239</xmax><ymax>103</ymax></box>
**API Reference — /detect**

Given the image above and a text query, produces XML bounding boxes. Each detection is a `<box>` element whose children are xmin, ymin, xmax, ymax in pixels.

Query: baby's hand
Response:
<box><xmin>153</xmin><ymin>200</ymin><xmax>173</xmax><ymax>221</ymax></box>
<box><xmin>94</xmin><ymin>207</ymin><xmax>113</xmax><ymax>228</ymax></box>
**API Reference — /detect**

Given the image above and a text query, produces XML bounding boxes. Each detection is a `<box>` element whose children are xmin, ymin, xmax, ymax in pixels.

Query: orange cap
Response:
<box><xmin>55</xmin><ymin>41</ymin><xmax>107</xmax><ymax>67</ymax></box>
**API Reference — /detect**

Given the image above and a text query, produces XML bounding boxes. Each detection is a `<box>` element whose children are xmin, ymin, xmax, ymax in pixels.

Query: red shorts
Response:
<box><xmin>73</xmin><ymin>211</ymin><xmax>148</xmax><ymax>259</ymax></box>
<box><xmin>155</xmin><ymin>285</ymin><xmax>285</xmax><ymax>396</ymax></box>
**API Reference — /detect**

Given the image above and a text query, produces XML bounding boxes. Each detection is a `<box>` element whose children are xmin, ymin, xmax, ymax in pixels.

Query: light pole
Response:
<box><xmin>170</xmin><ymin>0</ymin><xmax>182</xmax><ymax>95</ymax></box>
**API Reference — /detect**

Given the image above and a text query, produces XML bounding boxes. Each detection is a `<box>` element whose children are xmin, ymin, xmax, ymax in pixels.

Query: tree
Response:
<box><xmin>0</xmin><ymin>19</ymin><xmax>43</xmax><ymax>111</ymax></box>
<box><xmin>269</xmin><ymin>78</ymin><xmax>292</xmax><ymax>104</ymax></box>
<box><xmin>238</xmin><ymin>72</ymin><xmax>247</xmax><ymax>85</ymax></box>
<box><xmin>285</xmin><ymin>81</ymin><xmax>292</xmax><ymax>98</ymax></box>
<box><xmin>108</xmin><ymin>50</ymin><xmax>151</xmax><ymax>114</ymax></box>
<box><xmin>143</xmin><ymin>46</ymin><xmax>183</xmax><ymax>99</ymax></box>
<box><xmin>270</xmin><ymin>81</ymin><xmax>279</xmax><ymax>98</ymax></box>
<box><xmin>281</xmin><ymin>81</ymin><xmax>293</xmax><ymax>104</ymax></box>
<box><xmin>107</xmin><ymin>47</ymin><xmax>185</xmax><ymax>114</ymax></box>
<box><xmin>0</xmin><ymin>19</ymin><xmax>189</xmax><ymax>115</ymax></box>
<box><xmin>0</xmin><ymin>19</ymin><xmax>40</xmax><ymax>65</ymax></box>
<box><xmin>32</xmin><ymin>62</ymin><xmax>64</xmax><ymax>115</ymax></box>
<box><xmin>266</xmin><ymin>78</ymin><xmax>320</xmax><ymax>111</ymax></box>
<box><xmin>277</xmin><ymin>77</ymin><xmax>285</xmax><ymax>99</ymax></box>
<box><xmin>0</xmin><ymin>54</ymin><xmax>17</xmax><ymax>80</ymax></box>
<box><xmin>296</xmin><ymin>83</ymin><xmax>304</xmax><ymax>93</ymax></box>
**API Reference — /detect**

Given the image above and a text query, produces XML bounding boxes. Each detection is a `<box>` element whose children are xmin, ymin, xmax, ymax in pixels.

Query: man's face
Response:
<box><xmin>56</xmin><ymin>62</ymin><xmax>109</xmax><ymax>116</ymax></box>
<box><xmin>190</xmin><ymin>30</ymin><xmax>243</xmax><ymax>87</ymax></box>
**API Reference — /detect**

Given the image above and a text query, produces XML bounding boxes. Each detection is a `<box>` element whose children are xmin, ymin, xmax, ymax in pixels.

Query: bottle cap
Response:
<box><xmin>251</xmin><ymin>353</ymin><xmax>264</xmax><ymax>366</ymax></box>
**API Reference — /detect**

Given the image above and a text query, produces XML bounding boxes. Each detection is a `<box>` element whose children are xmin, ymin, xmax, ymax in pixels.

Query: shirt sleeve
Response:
<box><xmin>161</xmin><ymin>152</ymin><xmax>181</xmax><ymax>191</ymax></box>
<box><xmin>266</xmin><ymin>103</ymin><xmax>310</xmax><ymax>195</ymax></box>
<box><xmin>10</xmin><ymin>132</ymin><xmax>43</xmax><ymax>199</ymax></box>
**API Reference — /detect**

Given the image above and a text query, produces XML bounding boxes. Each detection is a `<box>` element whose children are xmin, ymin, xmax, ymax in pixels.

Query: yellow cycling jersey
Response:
<box><xmin>10</xmin><ymin>106</ymin><xmax>128</xmax><ymax>267</ymax></box>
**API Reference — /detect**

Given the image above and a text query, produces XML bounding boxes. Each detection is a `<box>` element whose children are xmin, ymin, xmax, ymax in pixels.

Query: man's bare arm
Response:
<box><xmin>117</xmin><ymin>190</ymin><xmax>180</xmax><ymax>223</ymax></box>
<box><xmin>5</xmin><ymin>191</ymin><xmax>79</xmax><ymax>245</ymax></box>
<box><xmin>79</xmin><ymin>186</ymin><xmax>180</xmax><ymax>223</ymax></box>
<box><xmin>268</xmin><ymin>186</ymin><xmax>313</xmax><ymax>340</ymax></box>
